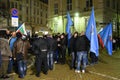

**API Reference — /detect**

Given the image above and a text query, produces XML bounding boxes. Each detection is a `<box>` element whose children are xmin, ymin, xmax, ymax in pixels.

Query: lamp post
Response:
<box><xmin>116</xmin><ymin>1</ymin><xmax>119</xmax><ymax>37</ymax></box>
<box><xmin>30</xmin><ymin>0</ymin><xmax>34</xmax><ymax>34</ymax></box>
<box><xmin>7</xmin><ymin>0</ymin><xmax>10</xmax><ymax>27</ymax></box>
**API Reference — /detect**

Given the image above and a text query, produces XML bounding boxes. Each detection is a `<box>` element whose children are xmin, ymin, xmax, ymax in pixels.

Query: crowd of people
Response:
<box><xmin>0</xmin><ymin>29</ymin><xmax>120</xmax><ymax>79</ymax></box>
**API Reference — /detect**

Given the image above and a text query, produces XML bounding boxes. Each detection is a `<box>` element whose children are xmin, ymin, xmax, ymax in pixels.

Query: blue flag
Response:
<box><xmin>98</xmin><ymin>23</ymin><xmax>112</xmax><ymax>55</ymax></box>
<box><xmin>66</xmin><ymin>12</ymin><xmax>73</xmax><ymax>46</ymax></box>
<box><xmin>66</xmin><ymin>12</ymin><xmax>73</xmax><ymax>37</ymax></box>
<box><xmin>85</xmin><ymin>7</ymin><xmax>99</xmax><ymax>56</ymax></box>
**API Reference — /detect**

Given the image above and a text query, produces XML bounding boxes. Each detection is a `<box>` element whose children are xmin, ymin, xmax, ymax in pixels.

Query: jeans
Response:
<box><xmin>17</xmin><ymin>60</ymin><xmax>27</xmax><ymax>78</ymax></box>
<box><xmin>47</xmin><ymin>51</ymin><xmax>54</xmax><ymax>69</ymax></box>
<box><xmin>71</xmin><ymin>51</ymin><xmax>76</xmax><ymax>68</ymax></box>
<box><xmin>7</xmin><ymin>57</ymin><xmax>14</xmax><ymax>73</ymax></box>
<box><xmin>54</xmin><ymin>50</ymin><xmax>59</xmax><ymax>62</ymax></box>
<box><xmin>76</xmin><ymin>51</ymin><xmax>87</xmax><ymax>71</ymax></box>
<box><xmin>61</xmin><ymin>47</ymin><xmax>66</xmax><ymax>64</ymax></box>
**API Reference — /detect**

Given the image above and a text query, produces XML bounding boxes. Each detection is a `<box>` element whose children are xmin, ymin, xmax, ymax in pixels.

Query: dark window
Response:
<box><xmin>15</xmin><ymin>2</ymin><xmax>17</xmax><ymax>8</ymax></box>
<box><xmin>34</xmin><ymin>2</ymin><xmax>36</xmax><ymax>6</ymax></box>
<box><xmin>19</xmin><ymin>15</ymin><xmax>22</xmax><ymax>21</ymax></box>
<box><xmin>86</xmin><ymin>0</ymin><xmax>92</xmax><ymax>8</ymax></box>
<box><xmin>37</xmin><ymin>9</ymin><xmax>39</xmax><ymax>15</ymax></box>
<box><xmin>67</xmin><ymin>0</ymin><xmax>72</xmax><ymax>3</ymax></box>
<box><xmin>54</xmin><ymin>9</ymin><xmax>58</xmax><ymax>14</ymax></box>
<box><xmin>90</xmin><ymin>0</ymin><xmax>93</xmax><ymax>7</ymax></box>
<box><xmin>37</xmin><ymin>1</ymin><xmax>39</xmax><ymax>6</ymax></box>
<box><xmin>67</xmin><ymin>4</ymin><xmax>72</xmax><ymax>11</ymax></box>
<box><xmin>40</xmin><ymin>0</ymin><xmax>48</xmax><ymax>4</ymax></box>
<box><xmin>112</xmin><ymin>0</ymin><xmax>115</xmax><ymax>9</ymax></box>
<box><xmin>54</xmin><ymin>3</ymin><xmax>58</xmax><ymax>9</ymax></box>
<box><xmin>26</xmin><ymin>16</ymin><xmax>29</xmax><ymax>22</ymax></box>
<box><xmin>26</xmin><ymin>7</ymin><xmax>29</xmax><ymax>15</ymax></box>
<box><xmin>19</xmin><ymin>4</ymin><xmax>22</xmax><ymax>10</ymax></box>
<box><xmin>106</xmin><ymin>0</ymin><xmax>110</xmax><ymax>7</ymax></box>
<box><xmin>41</xmin><ymin>12</ymin><xmax>42</xmax><ymax>16</ymax></box>
<box><xmin>86</xmin><ymin>0</ymin><xmax>89</xmax><ymax>7</ymax></box>
<box><xmin>41</xmin><ymin>5</ymin><xmax>42</xmax><ymax>9</ymax></box>
<box><xmin>41</xmin><ymin>19</ymin><xmax>42</xmax><ymax>24</ymax></box>
<box><xmin>34</xmin><ymin>17</ymin><xmax>36</xmax><ymax>23</ymax></box>
<box><xmin>46</xmin><ymin>13</ymin><xmax>47</xmax><ymax>18</ymax></box>
<box><xmin>37</xmin><ymin>18</ymin><xmax>39</xmax><ymax>24</ymax></box>
<box><xmin>26</xmin><ymin>0</ymin><xmax>29</xmax><ymax>3</ymax></box>
<box><xmin>34</xmin><ymin>8</ymin><xmax>36</xmax><ymax>14</ymax></box>
<box><xmin>11</xmin><ymin>2</ymin><xmax>14</xmax><ymax>8</ymax></box>
<box><xmin>54</xmin><ymin>3</ymin><xmax>58</xmax><ymax>14</ymax></box>
<box><xmin>67</xmin><ymin>0</ymin><xmax>72</xmax><ymax>11</ymax></box>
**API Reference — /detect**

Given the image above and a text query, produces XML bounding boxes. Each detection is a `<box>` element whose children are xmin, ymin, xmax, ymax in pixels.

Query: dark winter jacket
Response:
<box><xmin>13</xmin><ymin>38</ymin><xmax>30</xmax><ymax>60</ymax></box>
<box><xmin>47</xmin><ymin>37</ymin><xmax>57</xmax><ymax>51</ymax></box>
<box><xmin>60</xmin><ymin>37</ymin><xmax>67</xmax><ymax>49</ymax></box>
<box><xmin>32</xmin><ymin>37</ymin><xmax>49</xmax><ymax>55</ymax></box>
<box><xmin>75</xmin><ymin>35</ymin><xmax>89</xmax><ymax>51</ymax></box>
<box><xmin>70</xmin><ymin>36</ymin><xmax>77</xmax><ymax>52</ymax></box>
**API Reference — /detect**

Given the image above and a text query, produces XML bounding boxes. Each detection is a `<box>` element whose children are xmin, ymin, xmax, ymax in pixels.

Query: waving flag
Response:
<box><xmin>16</xmin><ymin>23</ymin><xmax>27</xmax><ymax>35</ymax></box>
<box><xmin>85</xmin><ymin>7</ymin><xmax>99</xmax><ymax>56</ymax></box>
<box><xmin>66</xmin><ymin>12</ymin><xmax>73</xmax><ymax>46</ymax></box>
<box><xmin>98</xmin><ymin>23</ymin><xmax>112</xmax><ymax>55</ymax></box>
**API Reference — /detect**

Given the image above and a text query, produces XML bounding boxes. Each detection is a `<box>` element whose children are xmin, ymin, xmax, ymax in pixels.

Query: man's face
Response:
<box><xmin>74</xmin><ymin>33</ymin><xmax>77</xmax><ymax>37</ymax></box>
<box><xmin>12</xmin><ymin>32</ymin><xmax>16</xmax><ymax>37</ymax></box>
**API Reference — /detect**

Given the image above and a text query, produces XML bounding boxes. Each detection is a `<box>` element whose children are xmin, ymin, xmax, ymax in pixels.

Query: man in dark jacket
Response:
<box><xmin>32</xmin><ymin>37</ymin><xmax>49</xmax><ymax>77</ymax></box>
<box><xmin>47</xmin><ymin>34</ymin><xmax>57</xmax><ymax>70</ymax></box>
<box><xmin>75</xmin><ymin>31</ymin><xmax>89</xmax><ymax>73</ymax></box>
<box><xmin>60</xmin><ymin>33</ymin><xmax>67</xmax><ymax>64</ymax></box>
<box><xmin>69</xmin><ymin>32</ymin><xmax>78</xmax><ymax>69</ymax></box>
<box><xmin>13</xmin><ymin>32</ymin><xmax>30</xmax><ymax>78</ymax></box>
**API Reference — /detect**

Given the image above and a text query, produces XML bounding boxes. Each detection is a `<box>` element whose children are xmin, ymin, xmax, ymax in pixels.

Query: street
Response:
<box><xmin>9</xmin><ymin>50</ymin><xmax>120</xmax><ymax>80</ymax></box>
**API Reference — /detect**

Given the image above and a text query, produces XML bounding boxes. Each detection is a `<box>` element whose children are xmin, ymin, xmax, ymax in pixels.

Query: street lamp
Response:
<box><xmin>116</xmin><ymin>0</ymin><xmax>119</xmax><ymax>37</ymax></box>
<box><xmin>7</xmin><ymin>0</ymin><xmax>10</xmax><ymax>27</ymax></box>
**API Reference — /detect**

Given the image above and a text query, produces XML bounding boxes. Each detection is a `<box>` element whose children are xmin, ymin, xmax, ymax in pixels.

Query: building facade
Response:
<box><xmin>48</xmin><ymin>0</ymin><xmax>120</xmax><ymax>35</ymax></box>
<box><xmin>0</xmin><ymin>0</ymin><xmax>48</xmax><ymax>34</ymax></box>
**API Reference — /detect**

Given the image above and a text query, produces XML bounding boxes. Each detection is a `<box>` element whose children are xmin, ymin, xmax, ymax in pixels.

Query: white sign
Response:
<box><xmin>11</xmin><ymin>16</ymin><xmax>18</xmax><ymax>27</ymax></box>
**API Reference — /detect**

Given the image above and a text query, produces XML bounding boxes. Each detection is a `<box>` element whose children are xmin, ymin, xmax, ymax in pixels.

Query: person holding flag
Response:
<box><xmin>85</xmin><ymin>7</ymin><xmax>99</xmax><ymax>57</ymax></box>
<box><xmin>98</xmin><ymin>23</ymin><xmax>112</xmax><ymax>55</ymax></box>
<box><xmin>85</xmin><ymin>7</ymin><xmax>99</xmax><ymax>65</ymax></box>
<box><xmin>13</xmin><ymin>32</ymin><xmax>30</xmax><ymax>78</ymax></box>
<box><xmin>13</xmin><ymin>23</ymin><xmax>30</xmax><ymax>78</ymax></box>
